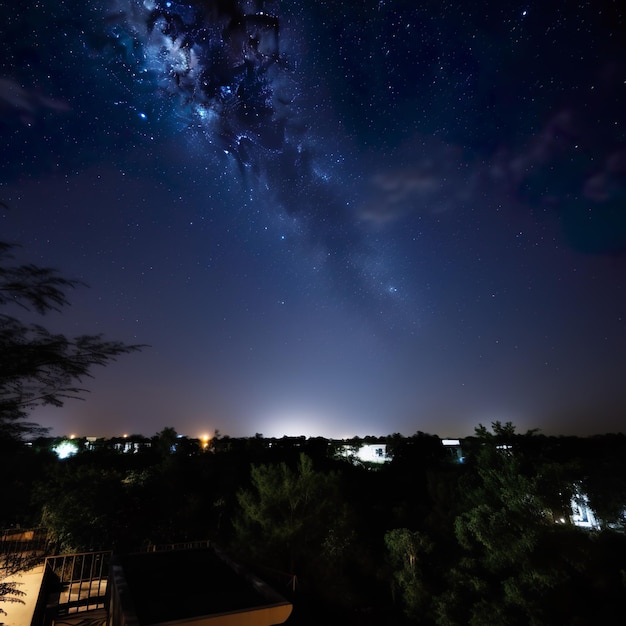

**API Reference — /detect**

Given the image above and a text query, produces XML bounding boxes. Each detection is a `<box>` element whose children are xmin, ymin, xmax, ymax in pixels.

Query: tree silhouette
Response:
<box><xmin>435</xmin><ymin>423</ymin><xmax>580</xmax><ymax>625</ymax></box>
<box><xmin>1</xmin><ymin>239</ymin><xmax>145</xmax><ymax>608</ymax></box>
<box><xmin>235</xmin><ymin>453</ymin><xmax>343</xmax><ymax>577</ymax></box>
<box><xmin>0</xmin><ymin>241</ymin><xmax>144</xmax><ymax>440</ymax></box>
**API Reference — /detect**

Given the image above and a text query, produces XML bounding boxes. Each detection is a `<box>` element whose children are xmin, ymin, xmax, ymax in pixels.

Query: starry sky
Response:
<box><xmin>2</xmin><ymin>0</ymin><xmax>626</xmax><ymax>439</ymax></box>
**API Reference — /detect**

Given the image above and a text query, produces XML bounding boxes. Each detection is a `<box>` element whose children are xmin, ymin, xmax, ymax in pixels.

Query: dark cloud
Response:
<box><xmin>0</xmin><ymin>77</ymin><xmax>70</xmax><ymax>124</ymax></box>
<box><xmin>357</xmin><ymin>140</ymin><xmax>479</xmax><ymax>226</ymax></box>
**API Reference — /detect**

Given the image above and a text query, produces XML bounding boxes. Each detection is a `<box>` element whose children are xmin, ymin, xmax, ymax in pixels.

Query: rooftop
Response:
<box><xmin>111</xmin><ymin>546</ymin><xmax>292</xmax><ymax>625</ymax></box>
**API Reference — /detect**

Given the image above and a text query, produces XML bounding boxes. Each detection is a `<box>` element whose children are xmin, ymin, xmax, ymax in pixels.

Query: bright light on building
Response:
<box><xmin>570</xmin><ymin>489</ymin><xmax>600</xmax><ymax>529</ymax></box>
<box><xmin>338</xmin><ymin>443</ymin><xmax>390</xmax><ymax>465</ymax></box>
<box><xmin>52</xmin><ymin>439</ymin><xmax>79</xmax><ymax>460</ymax></box>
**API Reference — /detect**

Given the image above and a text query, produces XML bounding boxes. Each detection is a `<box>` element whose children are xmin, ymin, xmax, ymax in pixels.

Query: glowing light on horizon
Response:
<box><xmin>258</xmin><ymin>407</ymin><xmax>352</xmax><ymax>439</ymax></box>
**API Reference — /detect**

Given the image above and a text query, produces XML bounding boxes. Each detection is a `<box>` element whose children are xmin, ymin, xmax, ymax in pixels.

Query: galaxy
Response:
<box><xmin>1</xmin><ymin>1</ymin><xmax>626</xmax><ymax>438</ymax></box>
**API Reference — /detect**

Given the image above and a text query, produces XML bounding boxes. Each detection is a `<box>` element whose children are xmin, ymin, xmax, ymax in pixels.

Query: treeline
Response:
<box><xmin>3</xmin><ymin>422</ymin><xmax>626</xmax><ymax>624</ymax></box>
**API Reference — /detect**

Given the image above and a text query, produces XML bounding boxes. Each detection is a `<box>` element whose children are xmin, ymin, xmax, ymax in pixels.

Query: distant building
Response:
<box><xmin>338</xmin><ymin>442</ymin><xmax>390</xmax><ymax>465</ymax></box>
<box><xmin>569</xmin><ymin>488</ymin><xmax>600</xmax><ymax>530</ymax></box>
<box><xmin>355</xmin><ymin>443</ymin><xmax>390</xmax><ymax>464</ymax></box>
<box><xmin>441</xmin><ymin>438</ymin><xmax>464</xmax><ymax>463</ymax></box>
<box><xmin>110</xmin><ymin>435</ymin><xmax>152</xmax><ymax>454</ymax></box>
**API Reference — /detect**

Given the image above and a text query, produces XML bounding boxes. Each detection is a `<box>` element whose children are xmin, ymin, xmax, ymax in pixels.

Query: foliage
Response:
<box><xmin>152</xmin><ymin>426</ymin><xmax>180</xmax><ymax>457</ymax></box>
<box><xmin>235</xmin><ymin>453</ymin><xmax>345</xmax><ymax>575</ymax></box>
<box><xmin>38</xmin><ymin>463</ymin><xmax>128</xmax><ymax>552</ymax></box>
<box><xmin>3</xmin><ymin>419</ymin><xmax>626</xmax><ymax>623</ymax></box>
<box><xmin>0</xmin><ymin>239</ymin><xmax>144</xmax><ymax>608</ymax></box>
<box><xmin>580</xmin><ymin>434</ymin><xmax>626</xmax><ymax>529</ymax></box>
<box><xmin>385</xmin><ymin>528</ymin><xmax>433</xmax><ymax>619</ymax></box>
<box><xmin>0</xmin><ymin>436</ymin><xmax>56</xmax><ymax>527</ymax></box>
<box><xmin>0</xmin><ymin>241</ymin><xmax>144</xmax><ymax>440</ymax></box>
<box><xmin>434</xmin><ymin>423</ymin><xmax>580</xmax><ymax>625</ymax></box>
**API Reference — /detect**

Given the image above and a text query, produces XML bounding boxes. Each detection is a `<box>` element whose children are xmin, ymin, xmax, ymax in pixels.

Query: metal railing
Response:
<box><xmin>44</xmin><ymin>551</ymin><xmax>112</xmax><ymax>615</ymax></box>
<box><xmin>144</xmin><ymin>539</ymin><xmax>212</xmax><ymax>552</ymax></box>
<box><xmin>0</xmin><ymin>527</ymin><xmax>55</xmax><ymax>574</ymax></box>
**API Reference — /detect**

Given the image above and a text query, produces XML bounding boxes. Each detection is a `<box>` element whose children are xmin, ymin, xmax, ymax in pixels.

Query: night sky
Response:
<box><xmin>2</xmin><ymin>1</ymin><xmax>626</xmax><ymax>439</ymax></box>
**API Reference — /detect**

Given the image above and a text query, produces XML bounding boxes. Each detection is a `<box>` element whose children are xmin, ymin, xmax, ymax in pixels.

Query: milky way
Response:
<box><xmin>109</xmin><ymin>1</ymin><xmax>287</xmax><ymax>166</ymax></box>
<box><xmin>2</xmin><ymin>1</ymin><xmax>626</xmax><ymax>438</ymax></box>
<box><xmin>104</xmin><ymin>0</ymin><xmax>398</xmax><ymax>312</ymax></box>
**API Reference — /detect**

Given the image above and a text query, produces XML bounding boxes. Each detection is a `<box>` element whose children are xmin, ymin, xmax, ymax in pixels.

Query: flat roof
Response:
<box><xmin>117</xmin><ymin>547</ymin><xmax>288</xmax><ymax>624</ymax></box>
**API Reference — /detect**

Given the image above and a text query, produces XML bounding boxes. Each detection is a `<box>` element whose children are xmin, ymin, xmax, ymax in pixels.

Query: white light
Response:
<box><xmin>52</xmin><ymin>440</ymin><xmax>79</xmax><ymax>460</ymax></box>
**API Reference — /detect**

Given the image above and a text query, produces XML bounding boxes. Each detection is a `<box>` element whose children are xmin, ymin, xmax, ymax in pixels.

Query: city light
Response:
<box><xmin>52</xmin><ymin>439</ymin><xmax>79</xmax><ymax>460</ymax></box>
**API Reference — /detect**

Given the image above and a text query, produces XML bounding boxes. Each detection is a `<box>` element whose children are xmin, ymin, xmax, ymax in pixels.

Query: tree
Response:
<box><xmin>385</xmin><ymin>528</ymin><xmax>433</xmax><ymax>619</ymax></box>
<box><xmin>1</xmin><ymin>240</ymin><xmax>144</xmax><ymax>608</ymax></box>
<box><xmin>580</xmin><ymin>434</ymin><xmax>626</xmax><ymax>529</ymax></box>
<box><xmin>434</xmin><ymin>423</ymin><xmax>579</xmax><ymax>626</ymax></box>
<box><xmin>234</xmin><ymin>453</ymin><xmax>345</xmax><ymax>578</ymax></box>
<box><xmin>152</xmin><ymin>426</ymin><xmax>179</xmax><ymax>457</ymax></box>
<box><xmin>38</xmin><ymin>462</ymin><xmax>127</xmax><ymax>552</ymax></box>
<box><xmin>0</xmin><ymin>241</ymin><xmax>144</xmax><ymax>440</ymax></box>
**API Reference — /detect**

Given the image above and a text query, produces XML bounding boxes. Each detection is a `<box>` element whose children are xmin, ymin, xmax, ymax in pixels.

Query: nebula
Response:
<box><xmin>109</xmin><ymin>0</ymin><xmax>294</xmax><ymax>173</ymax></box>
